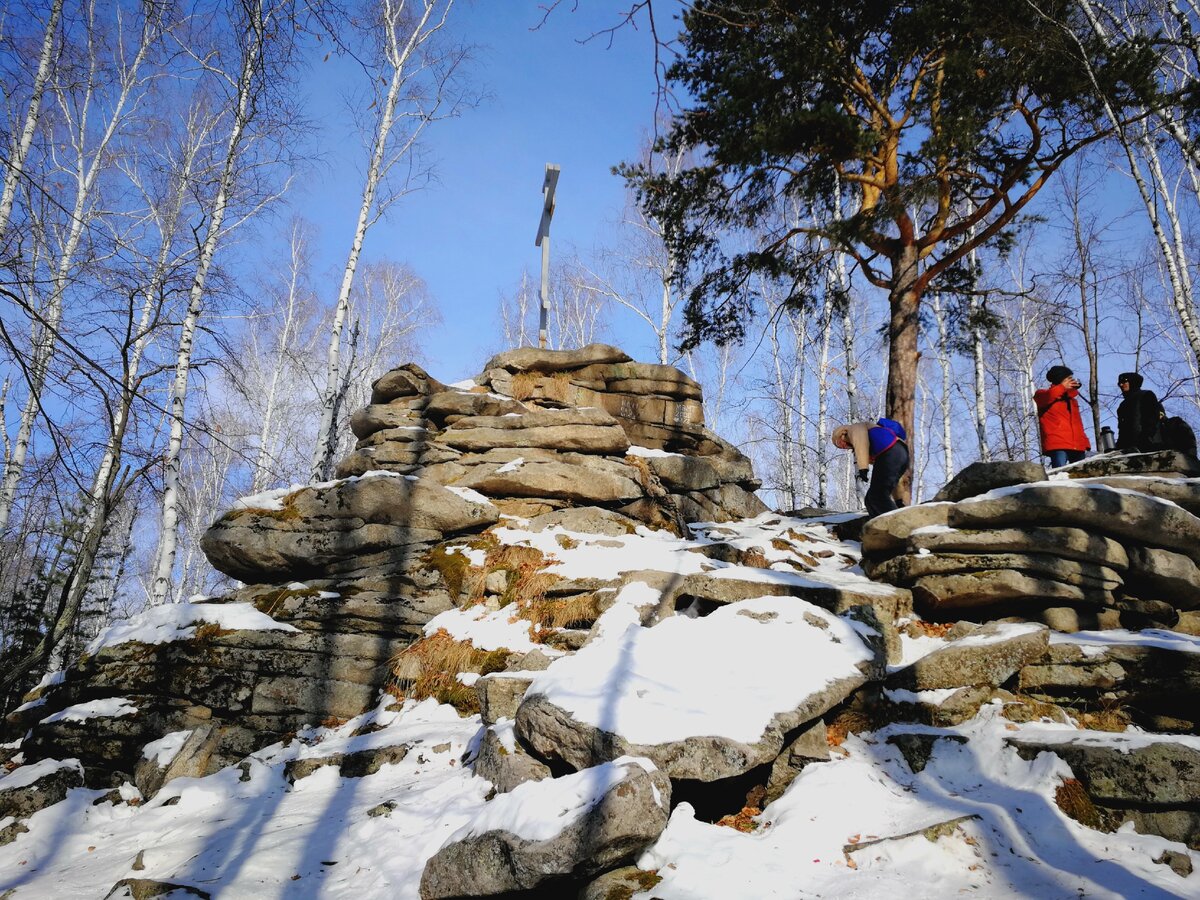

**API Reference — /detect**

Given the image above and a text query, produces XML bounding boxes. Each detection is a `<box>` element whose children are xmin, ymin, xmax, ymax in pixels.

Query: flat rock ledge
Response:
<box><xmin>863</xmin><ymin>455</ymin><xmax>1200</xmax><ymax>627</ymax></box>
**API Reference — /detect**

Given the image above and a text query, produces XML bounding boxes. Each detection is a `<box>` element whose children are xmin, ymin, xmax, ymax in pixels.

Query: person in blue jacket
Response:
<box><xmin>832</xmin><ymin>420</ymin><xmax>910</xmax><ymax>517</ymax></box>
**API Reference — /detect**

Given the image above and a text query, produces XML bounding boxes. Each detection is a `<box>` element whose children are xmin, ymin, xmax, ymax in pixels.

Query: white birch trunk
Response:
<box><xmin>0</xmin><ymin>0</ymin><xmax>63</xmax><ymax>238</ymax></box>
<box><xmin>149</xmin><ymin>8</ymin><xmax>265</xmax><ymax>606</ymax></box>
<box><xmin>815</xmin><ymin>283</ymin><xmax>836</xmax><ymax>507</ymax></box>
<box><xmin>768</xmin><ymin>316</ymin><xmax>798</xmax><ymax>509</ymax></box>
<box><xmin>932</xmin><ymin>292</ymin><xmax>954</xmax><ymax>478</ymax></box>
<box><xmin>252</xmin><ymin>223</ymin><xmax>307</xmax><ymax>493</ymax></box>
<box><xmin>311</xmin><ymin>0</ymin><xmax>452</xmax><ymax>482</ymax></box>
<box><xmin>0</xmin><ymin>2</ymin><xmax>157</xmax><ymax>536</ymax></box>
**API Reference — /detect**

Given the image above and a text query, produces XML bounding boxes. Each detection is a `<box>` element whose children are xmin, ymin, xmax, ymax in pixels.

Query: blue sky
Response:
<box><xmin>290</xmin><ymin>2</ymin><xmax>668</xmax><ymax>382</ymax></box>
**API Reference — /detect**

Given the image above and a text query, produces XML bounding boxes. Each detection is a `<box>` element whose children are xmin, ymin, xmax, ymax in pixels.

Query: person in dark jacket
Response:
<box><xmin>1034</xmin><ymin>365</ymin><xmax>1091</xmax><ymax>468</ymax></box>
<box><xmin>1116</xmin><ymin>372</ymin><xmax>1164</xmax><ymax>452</ymax></box>
<box><xmin>832</xmin><ymin>421</ymin><xmax>910</xmax><ymax>518</ymax></box>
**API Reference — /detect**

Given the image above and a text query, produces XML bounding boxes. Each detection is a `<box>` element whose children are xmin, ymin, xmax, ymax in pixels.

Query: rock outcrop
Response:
<box><xmin>6</xmin><ymin>352</ymin><xmax>1200</xmax><ymax>893</ymax></box>
<box><xmin>863</xmin><ymin>454</ymin><xmax>1200</xmax><ymax>628</ymax></box>
<box><xmin>1</xmin><ymin>346</ymin><xmax>770</xmax><ymax>809</ymax></box>
<box><xmin>333</xmin><ymin>344</ymin><xmax>766</xmax><ymax>527</ymax></box>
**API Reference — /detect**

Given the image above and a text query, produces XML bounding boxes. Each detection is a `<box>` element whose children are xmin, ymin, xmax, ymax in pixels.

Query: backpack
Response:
<box><xmin>1161</xmin><ymin>414</ymin><xmax>1198</xmax><ymax>457</ymax></box>
<box><xmin>877</xmin><ymin>417</ymin><xmax>907</xmax><ymax>442</ymax></box>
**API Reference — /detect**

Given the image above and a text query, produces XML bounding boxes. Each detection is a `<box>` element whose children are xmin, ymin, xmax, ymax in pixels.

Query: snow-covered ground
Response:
<box><xmin>0</xmin><ymin>513</ymin><xmax>1195</xmax><ymax>898</ymax></box>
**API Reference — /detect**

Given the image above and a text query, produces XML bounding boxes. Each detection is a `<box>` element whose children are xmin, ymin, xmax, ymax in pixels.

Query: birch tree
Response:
<box><xmin>149</xmin><ymin>0</ymin><xmax>299</xmax><ymax>606</ymax></box>
<box><xmin>310</xmin><ymin>0</ymin><xmax>470</xmax><ymax>481</ymax></box>
<box><xmin>0</xmin><ymin>0</ymin><xmax>64</xmax><ymax>241</ymax></box>
<box><xmin>0</xmin><ymin>0</ymin><xmax>166</xmax><ymax>537</ymax></box>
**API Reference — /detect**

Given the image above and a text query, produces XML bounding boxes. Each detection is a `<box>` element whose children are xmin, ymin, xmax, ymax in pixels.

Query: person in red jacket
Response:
<box><xmin>1034</xmin><ymin>365</ymin><xmax>1091</xmax><ymax>467</ymax></box>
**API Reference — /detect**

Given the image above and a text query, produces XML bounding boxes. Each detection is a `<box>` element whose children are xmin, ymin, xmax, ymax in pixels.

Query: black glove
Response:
<box><xmin>857</xmin><ymin>468</ymin><xmax>869</xmax><ymax>484</ymax></box>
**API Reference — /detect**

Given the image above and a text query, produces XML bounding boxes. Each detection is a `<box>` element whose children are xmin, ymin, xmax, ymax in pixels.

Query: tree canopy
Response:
<box><xmin>624</xmin><ymin>0</ymin><xmax>1177</xmax><ymax>495</ymax></box>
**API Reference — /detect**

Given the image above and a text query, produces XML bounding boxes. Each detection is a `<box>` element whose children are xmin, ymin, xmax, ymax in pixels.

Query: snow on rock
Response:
<box><xmin>40</xmin><ymin>698</ymin><xmax>138</xmax><ymax>726</ymax></box>
<box><xmin>422</xmin><ymin>606</ymin><xmax>547</xmax><ymax>654</ymax></box>
<box><xmin>141</xmin><ymin>731</ymin><xmax>193</xmax><ymax>767</ymax></box>
<box><xmin>420</xmin><ymin>756</ymin><xmax>672</xmax><ymax>898</ymax></box>
<box><xmin>87</xmin><ymin>601</ymin><xmax>298</xmax><ymax>655</ymax></box>
<box><xmin>516</xmin><ymin>595</ymin><xmax>874</xmax><ymax>780</ymax></box>
<box><xmin>0</xmin><ymin>758</ymin><xmax>84</xmax><ymax>792</ymax></box>
<box><xmin>445</xmin><ymin>485</ymin><xmax>494</xmax><ymax>506</ymax></box>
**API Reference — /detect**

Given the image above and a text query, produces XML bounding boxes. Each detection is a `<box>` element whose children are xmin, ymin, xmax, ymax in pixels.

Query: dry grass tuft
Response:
<box><xmin>1072</xmin><ymin>707</ymin><xmax>1131</xmax><ymax>733</ymax></box>
<box><xmin>826</xmin><ymin>709</ymin><xmax>874</xmax><ymax>747</ymax></box>
<box><xmin>716</xmin><ymin>785</ymin><xmax>766</xmax><ymax>833</ymax></box>
<box><xmin>1055</xmin><ymin>777</ymin><xmax>1114</xmax><ymax>831</ymax></box>
<box><xmin>388</xmin><ymin>629</ymin><xmax>511</xmax><ymax>714</ymax></box>
<box><xmin>523</xmin><ymin>593</ymin><xmax>601</xmax><ymax>630</ymax></box>
<box><xmin>192</xmin><ymin>622</ymin><xmax>232</xmax><ymax>641</ymax></box>
<box><xmin>905</xmin><ymin>619</ymin><xmax>956</xmax><ymax>638</ymax></box>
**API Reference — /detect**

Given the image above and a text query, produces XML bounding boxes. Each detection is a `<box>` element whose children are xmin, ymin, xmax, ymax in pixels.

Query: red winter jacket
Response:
<box><xmin>1034</xmin><ymin>384</ymin><xmax>1091</xmax><ymax>453</ymax></box>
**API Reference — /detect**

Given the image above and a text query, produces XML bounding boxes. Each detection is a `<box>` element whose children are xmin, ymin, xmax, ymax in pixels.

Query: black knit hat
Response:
<box><xmin>1118</xmin><ymin>372</ymin><xmax>1144</xmax><ymax>389</ymax></box>
<box><xmin>1046</xmin><ymin>365</ymin><xmax>1073</xmax><ymax>384</ymax></box>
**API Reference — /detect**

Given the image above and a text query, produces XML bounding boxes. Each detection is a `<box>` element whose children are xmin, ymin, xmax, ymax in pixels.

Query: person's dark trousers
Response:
<box><xmin>866</xmin><ymin>442</ymin><xmax>910</xmax><ymax>518</ymax></box>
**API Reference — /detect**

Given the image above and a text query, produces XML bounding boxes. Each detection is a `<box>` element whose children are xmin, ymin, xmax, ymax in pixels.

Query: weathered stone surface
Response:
<box><xmin>933</xmin><ymin>460</ymin><xmax>1047</xmax><ymax>503</ymax></box>
<box><xmin>354</xmin><ymin>424</ymin><xmax>432</xmax><ymax>450</ymax></box>
<box><xmin>457</xmin><ymin>459</ymin><xmax>644</xmax><ymax>504</ymax></box>
<box><xmin>1073</xmin><ymin>476</ymin><xmax>1200</xmax><ymax>516</ymax></box>
<box><xmin>1007</xmin><ymin>736</ymin><xmax>1200</xmax><ymax>807</ymax></box>
<box><xmin>901</xmin><ymin>526</ymin><xmax>1129</xmax><ymax>571</ymax></box>
<box><xmin>370</xmin><ymin>363</ymin><xmax>447</xmax><ymax>404</ymax></box>
<box><xmin>765</xmin><ymin>720</ymin><xmax>829</xmax><ymax>803</ymax></box>
<box><xmin>1017</xmin><ymin>641</ymin><xmax>1200</xmax><ymax>732</ymax></box>
<box><xmin>419</xmin><ymin>759</ymin><xmax>670</xmax><ymax>898</ymax></box>
<box><xmin>1063</xmin><ymin>450</ymin><xmax>1200</xmax><ymax>479</ymax></box>
<box><xmin>349</xmin><ymin>402</ymin><xmax>426</xmax><ymax>439</ymax></box>
<box><xmin>1125</xmin><ymin>545</ymin><xmax>1200</xmax><ymax>610</ymax></box>
<box><xmin>912</xmin><ymin>570</ymin><xmax>1113</xmax><ymax>612</ymax></box>
<box><xmin>590</xmin><ymin>391</ymin><xmax>705</xmax><ymax>428</ymax></box>
<box><xmin>579</xmin><ymin>867</ymin><xmax>664</xmax><ymax>900</ymax></box>
<box><xmin>515</xmin><ymin>670</ymin><xmax>865</xmax><ymax>782</ymax></box>
<box><xmin>439</xmin><ymin>414</ymin><xmax>631</xmax><ymax>454</ymax></box>
<box><xmin>888</xmin><ymin>623</ymin><xmax>1049</xmax><ymax>690</ymax></box>
<box><xmin>334</xmin><ymin>446</ymin><xmax>422</xmax><ymax>478</ymax></box>
<box><xmin>483</xmin><ymin>343</ymin><xmax>633</xmax><ymax>374</ymax></box>
<box><xmin>472</xmin><ymin>726</ymin><xmax>552</xmax><ymax>793</ymax></box>
<box><xmin>887</xmin><ymin>732</ymin><xmax>968</xmax><ymax>774</ymax></box>
<box><xmin>476</xmin><ymin>673</ymin><xmax>533</xmax><ymax>725</ymax></box>
<box><xmin>284</xmin><ymin>743</ymin><xmax>410</xmax><ymax>783</ymax></box>
<box><xmin>0</xmin><ymin>759</ymin><xmax>84</xmax><ymax>841</ymax></box>
<box><xmin>422</xmin><ymin>390</ymin><xmax>525</xmax><ymax>424</ymax></box>
<box><xmin>869</xmin><ymin>552</ymin><xmax>1123</xmax><ymax>591</ymax></box>
<box><xmin>134</xmin><ymin>724</ymin><xmax>222</xmax><ymax>798</ymax></box>
<box><xmin>202</xmin><ymin>475</ymin><xmax>498</xmax><ymax>582</ymax></box>
<box><xmin>861</xmin><ymin>504</ymin><xmax>954</xmax><ymax>557</ymax></box>
<box><xmin>640</xmin><ymin>453</ymin><xmax>722</xmax><ymax>492</ymax></box>
<box><xmin>526</xmin><ymin>506</ymin><xmax>640</xmax><ymax>536</ymax></box>
<box><xmin>947</xmin><ymin>482</ymin><xmax>1200</xmax><ymax>565</ymax></box>
<box><xmin>886</xmin><ymin>684</ymin><xmax>994</xmax><ymax>727</ymax></box>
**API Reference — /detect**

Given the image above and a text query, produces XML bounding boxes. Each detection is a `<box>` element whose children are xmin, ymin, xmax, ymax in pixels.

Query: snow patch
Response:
<box><xmin>142</xmin><ymin>730</ymin><xmax>194</xmax><ymax>766</ymax></box>
<box><xmin>41</xmin><ymin>698</ymin><xmax>138</xmax><ymax>725</ymax></box>
<box><xmin>87</xmin><ymin>601</ymin><xmax>298</xmax><ymax>654</ymax></box>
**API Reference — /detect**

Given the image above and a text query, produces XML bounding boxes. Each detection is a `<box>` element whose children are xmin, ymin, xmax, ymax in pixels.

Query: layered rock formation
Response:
<box><xmin>862</xmin><ymin>451</ymin><xmax>1200</xmax><ymax>630</ymax></box>
<box><xmin>5</xmin><ymin>355</ymin><xmax>1200</xmax><ymax>896</ymax></box>
<box><xmin>0</xmin><ymin>346</ymin><xmax>771</xmax><ymax>853</ymax></box>
<box><xmin>332</xmin><ymin>343</ymin><xmax>765</xmax><ymax>527</ymax></box>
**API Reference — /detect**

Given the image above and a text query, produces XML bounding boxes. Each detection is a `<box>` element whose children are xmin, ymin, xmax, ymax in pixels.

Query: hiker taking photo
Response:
<box><xmin>1034</xmin><ymin>365</ymin><xmax>1091</xmax><ymax>468</ymax></box>
<box><xmin>832</xmin><ymin>419</ymin><xmax>909</xmax><ymax>518</ymax></box>
<box><xmin>1116</xmin><ymin>372</ymin><xmax>1164</xmax><ymax>453</ymax></box>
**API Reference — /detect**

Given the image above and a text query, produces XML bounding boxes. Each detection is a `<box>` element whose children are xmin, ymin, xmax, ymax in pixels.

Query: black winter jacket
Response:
<box><xmin>1116</xmin><ymin>388</ymin><xmax>1163</xmax><ymax>451</ymax></box>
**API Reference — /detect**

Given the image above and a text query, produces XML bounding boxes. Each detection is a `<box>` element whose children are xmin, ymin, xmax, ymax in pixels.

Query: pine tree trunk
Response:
<box><xmin>886</xmin><ymin>243</ymin><xmax>921</xmax><ymax>504</ymax></box>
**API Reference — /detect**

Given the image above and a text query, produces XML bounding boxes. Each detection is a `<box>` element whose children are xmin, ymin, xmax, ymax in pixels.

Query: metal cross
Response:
<box><xmin>534</xmin><ymin>163</ymin><xmax>560</xmax><ymax>349</ymax></box>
